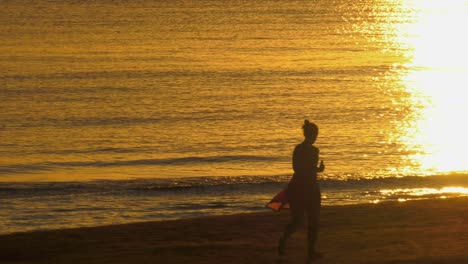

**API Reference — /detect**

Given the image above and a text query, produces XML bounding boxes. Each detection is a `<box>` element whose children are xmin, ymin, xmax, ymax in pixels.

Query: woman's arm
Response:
<box><xmin>317</xmin><ymin>160</ymin><xmax>325</xmax><ymax>172</ymax></box>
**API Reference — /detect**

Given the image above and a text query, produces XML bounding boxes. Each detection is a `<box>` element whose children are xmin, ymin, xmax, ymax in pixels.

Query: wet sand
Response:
<box><xmin>1</xmin><ymin>197</ymin><xmax>467</xmax><ymax>264</ymax></box>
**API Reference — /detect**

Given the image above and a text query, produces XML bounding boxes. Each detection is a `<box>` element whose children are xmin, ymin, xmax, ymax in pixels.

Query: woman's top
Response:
<box><xmin>292</xmin><ymin>142</ymin><xmax>319</xmax><ymax>181</ymax></box>
<box><xmin>287</xmin><ymin>142</ymin><xmax>320</xmax><ymax>206</ymax></box>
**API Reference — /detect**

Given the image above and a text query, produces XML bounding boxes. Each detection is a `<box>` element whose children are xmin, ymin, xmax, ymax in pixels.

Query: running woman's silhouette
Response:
<box><xmin>278</xmin><ymin>120</ymin><xmax>325</xmax><ymax>262</ymax></box>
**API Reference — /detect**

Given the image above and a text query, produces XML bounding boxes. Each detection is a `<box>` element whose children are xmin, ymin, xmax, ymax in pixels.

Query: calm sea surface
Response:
<box><xmin>1</xmin><ymin>0</ymin><xmax>468</xmax><ymax>233</ymax></box>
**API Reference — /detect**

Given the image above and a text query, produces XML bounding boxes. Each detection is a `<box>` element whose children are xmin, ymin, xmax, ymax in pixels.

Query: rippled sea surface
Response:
<box><xmin>1</xmin><ymin>0</ymin><xmax>468</xmax><ymax>233</ymax></box>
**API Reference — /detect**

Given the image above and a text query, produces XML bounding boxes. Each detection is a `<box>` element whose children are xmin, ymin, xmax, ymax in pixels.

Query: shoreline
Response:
<box><xmin>2</xmin><ymin>174</ymin><xmax>468</xmax><ymax>235</ymax></box>
<box><xmin>1</xmin><ymin>197</ymin><xmax>467</xmax><ymax>263</ymax></box>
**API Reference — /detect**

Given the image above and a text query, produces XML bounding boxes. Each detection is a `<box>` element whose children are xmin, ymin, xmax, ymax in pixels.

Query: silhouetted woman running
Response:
<box><xmin>279</xmin><ymin>120</ymin><xmax>325</xmax><ymax>263</ymax></box>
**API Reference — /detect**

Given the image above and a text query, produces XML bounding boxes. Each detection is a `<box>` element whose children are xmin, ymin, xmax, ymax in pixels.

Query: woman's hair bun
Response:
<box><xmin>303</xmin><ymin>119</ymin><xmax>310</xmax><ymax>130</ymax></box>
<box><xmin>302</xmin><ymin>119</ymin><xmax>318</xmax><ymax>135</ymax></box>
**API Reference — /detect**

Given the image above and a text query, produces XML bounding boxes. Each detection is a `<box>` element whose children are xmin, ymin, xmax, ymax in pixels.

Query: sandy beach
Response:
<box><xmin>1</xmin><ymin>197</ymin><xmax>467</xmax><ymax>264</ymax></box>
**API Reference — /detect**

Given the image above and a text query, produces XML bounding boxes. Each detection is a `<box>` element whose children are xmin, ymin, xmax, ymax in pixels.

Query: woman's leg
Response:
<box><xmin>307</xmin><ymin>185</ymin><xmax>321</xmax><ymax>259</ymax></box>
<box><xmin>279</xmin><ymin>203</ymin><xmax>303</xmax><ymax>255</ymax></box>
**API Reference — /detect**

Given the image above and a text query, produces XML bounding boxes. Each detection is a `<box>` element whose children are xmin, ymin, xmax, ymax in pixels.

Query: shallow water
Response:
<box><xmin>1</xmin><ymin>174</ymin><xmax>468</xmax><ymax>234</ymax></box>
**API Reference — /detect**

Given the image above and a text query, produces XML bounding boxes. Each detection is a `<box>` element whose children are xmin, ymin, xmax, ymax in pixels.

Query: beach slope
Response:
<box><xmin>1</xmin><ymin>197</ymin><xmax>467</xmax><ymax>264</ymax></box>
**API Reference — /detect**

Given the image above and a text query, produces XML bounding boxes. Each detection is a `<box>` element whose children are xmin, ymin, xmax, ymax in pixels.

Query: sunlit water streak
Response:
<box><xmin>393</xmin><ymin>0</ymin><xmax>468</xmax><ymax>175</ymax></box>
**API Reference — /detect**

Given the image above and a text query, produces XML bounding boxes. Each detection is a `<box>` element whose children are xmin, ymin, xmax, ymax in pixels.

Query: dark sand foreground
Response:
<box><xmin>1</xmin><ymin>197</ymin><xmax>467</xmax><ymax>264</ymax></box>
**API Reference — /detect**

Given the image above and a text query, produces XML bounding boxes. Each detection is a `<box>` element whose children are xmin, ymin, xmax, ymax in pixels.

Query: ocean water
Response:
<box><xmin>1</xmin><ymin>0</ymin><xmax>468</xmax><ymax>234</ymax></box>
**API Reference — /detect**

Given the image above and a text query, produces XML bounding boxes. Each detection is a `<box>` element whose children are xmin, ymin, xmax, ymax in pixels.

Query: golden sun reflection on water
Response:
<box><xmin>370</xmin><ymin>186</ymin><xmax>468</xmax><ymax>204</ymax></box>
<box><xmin>380</xmin><ymin>186</ymin><xmax>468</xmax><ymax>196</ymax></box>
<box><xmin>395</xmin><ymin>0</ymin><xmax>468</xmax><ymax>174</ymax></box>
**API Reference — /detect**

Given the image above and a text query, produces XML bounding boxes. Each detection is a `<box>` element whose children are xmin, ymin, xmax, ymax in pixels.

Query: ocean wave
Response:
<box><xmin>35</xmin><ymin>147</ymin><xmax>149</xmax><ymax>155</ymax></box>
<box><xmin>1</xmin><ymin>174</ymin><xmax>467</xmax><ymax>198</ymax></box>
<box><xmin>0</xmin><ymin>155</ymin><xmax>280</xmax><ymax>175</ymax></box>
<box><xmin>4</xmin><ymin>111</ymin><xmax>258</xmax><ymax>129</ymax></box>
<box><xmin>1</xmin><ymin>67</ymin><xmax>387</xmax><ymax>81</ymax></box>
